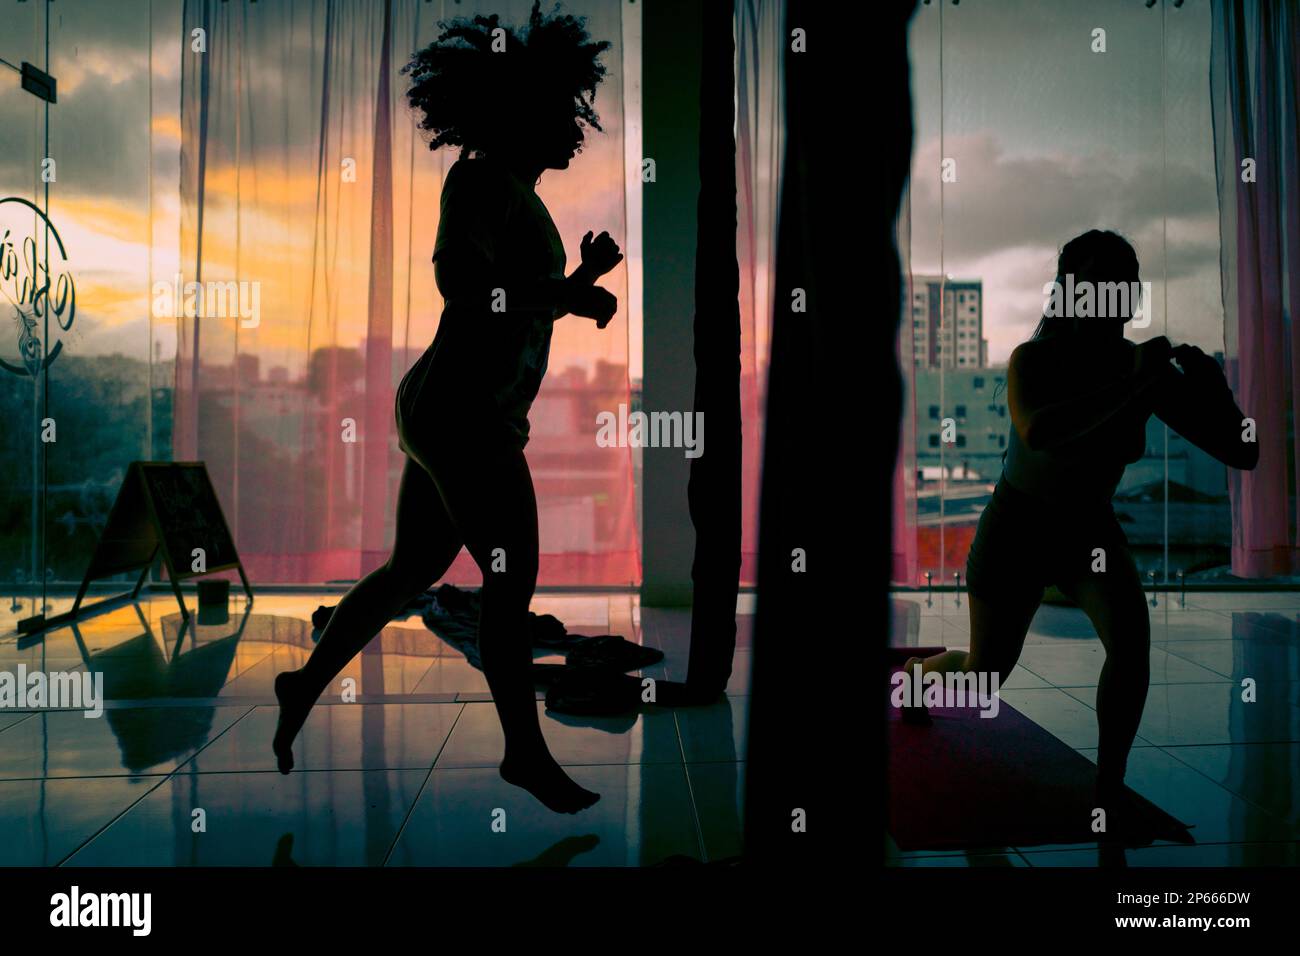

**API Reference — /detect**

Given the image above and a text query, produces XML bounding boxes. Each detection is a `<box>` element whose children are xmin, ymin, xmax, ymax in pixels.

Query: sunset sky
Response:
<box><xmin>3</xmin><ymin>0</ymin><xmax>1228</xmax><ymax>382</ymax></box>
<box><xmin>0</xmin><ymin>0</ymin><xmax>642</xmax><ymax>381</ymax></box>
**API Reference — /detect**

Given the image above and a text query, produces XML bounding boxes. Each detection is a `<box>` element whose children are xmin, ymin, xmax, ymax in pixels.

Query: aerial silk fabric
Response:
<box><xmin>744</xmin><ymin>0</ymin><xmax>915</xmax><ymax>861</ymax></box>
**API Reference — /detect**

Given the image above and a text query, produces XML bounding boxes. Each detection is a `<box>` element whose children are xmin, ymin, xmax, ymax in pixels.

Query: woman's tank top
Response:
<box><xmin>1002</xmin><ymin>422</ymin><xmax>1134</xmax><ymax>506</ymax></box>
<box><xmin>1001</xmin><ymin>338</ymin><xmax>1149</xmax><ymax>508</ymax></box>
<box><xmin>405</xmin><ymin>156</ymin><xmax>567</xmax><ymax>447</ymax></box>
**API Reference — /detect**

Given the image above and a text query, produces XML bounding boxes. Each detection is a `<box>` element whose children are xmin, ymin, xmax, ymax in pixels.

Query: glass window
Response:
<box><xmin>896</xmin><ymin>0</ymin><xmax>1237</xmax><ymax>588</ymax></box>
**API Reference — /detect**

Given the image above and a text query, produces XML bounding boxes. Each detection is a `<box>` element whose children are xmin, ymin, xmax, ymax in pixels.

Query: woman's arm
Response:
<box><xmin>1009</xmin><ymin>338</ymin><xmax>1172</xmax><ymax>452</ymax></box>
<box><xmin>432</xmin><ymin>161</ymin><xmax>615</xmax><ymax>322</ymax></box>
<box><xmin>1152</xmin><ymin>345</ymin><xmax>1259</xmax><ymax>470</ymax></box>
<box><xmin>434</xmin><ymin>245</ymin><xmax>571</xmax><ymax>312</ymax></box>
<box><xmin>434</xmin><ymin>227</ymin><xmax>621</xmax><ymax>325</ymax></box>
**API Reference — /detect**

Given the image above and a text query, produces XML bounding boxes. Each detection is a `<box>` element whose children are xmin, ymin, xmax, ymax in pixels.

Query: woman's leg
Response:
<box><xmin>909</xmin><ymin>589</ymin><xmax>1040</xmax><ymax>687</ymax></box>
<box><xmin>422</xmin><ymin>438</ymin><xmax>599</xmax><ymax>814</ymax></box>
<box><xmin>273</xmin><ymin>458</ymin><xmax>463</xmax><ymax>771</ymax></box>
<box><xmin>1057</xmin><ymin>545</ymin><xmax>1150</xmax><ymax>792</ymax></box>
<box><xmin>899</xmin><ymin>588</ymin><xmax>1037</xmax><ymax>726</ymax></box>
<box><xmin>905</xmin><ymin>492</ymin><xmax>1040</xmax><ymax>693</ymax></box>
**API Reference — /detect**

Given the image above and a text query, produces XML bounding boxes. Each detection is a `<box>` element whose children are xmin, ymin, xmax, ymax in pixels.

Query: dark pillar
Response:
<box><xmin>641</xmin><ymin>0</ymin><xmax>702</xmax><ymax>607</ymax></box>
<box><xmin>743</xmin><ymin>0</ymin><xmax>917</xmax><ymax>862</ymax></box>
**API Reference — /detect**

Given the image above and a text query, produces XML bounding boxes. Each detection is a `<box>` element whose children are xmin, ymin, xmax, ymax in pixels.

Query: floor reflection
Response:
<box><xmin>0</xmin><ymin>594</ymin><xmax>747</xmax><ymax>866</ymax></box>
<box><xmin>888</xmin><ymin>595</ymin><xmax>1300</xmax><ymax>866</ymax></box>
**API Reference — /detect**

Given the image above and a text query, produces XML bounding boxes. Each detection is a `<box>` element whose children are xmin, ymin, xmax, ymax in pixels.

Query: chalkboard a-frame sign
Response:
<box><xmin>71</xmin><ymin>461</ymin><xmax>253</xmax><ymax>622</ymax></box>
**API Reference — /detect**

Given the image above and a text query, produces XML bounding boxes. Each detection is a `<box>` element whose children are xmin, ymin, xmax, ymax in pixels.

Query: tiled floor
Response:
<box><xmin>10</xmin><ymin>587</ymin><xmax>1298</xmax><ymax>867</ymax></box>
<box><xmin>0</xmin><ymin>592</ymin><xmax>747</xmax><ymax>866</ymax></box>
<box><xmin>888</xmin><ymin>590</ymin><xmax>1300</xmax><ymax>867</ymax></box>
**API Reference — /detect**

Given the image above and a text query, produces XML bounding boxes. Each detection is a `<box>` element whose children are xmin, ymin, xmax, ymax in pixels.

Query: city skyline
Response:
<box><xmin>909</xmin><ymin>274</ymin><xmax>987</xmax><ymax>369</ymax></box>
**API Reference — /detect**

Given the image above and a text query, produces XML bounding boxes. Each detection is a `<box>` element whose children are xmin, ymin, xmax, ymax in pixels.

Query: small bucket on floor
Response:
<box><xmin>197</xmin><ymin>578</ymin><xmax>230</xmax><ymax>609</ymax></box>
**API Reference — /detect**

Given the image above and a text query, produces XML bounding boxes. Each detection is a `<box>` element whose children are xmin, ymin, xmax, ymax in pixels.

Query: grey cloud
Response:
<box><xmin>908</xmin><ymin>132</ymin><xmax>1219</xmax><ymax>269</ymax></box>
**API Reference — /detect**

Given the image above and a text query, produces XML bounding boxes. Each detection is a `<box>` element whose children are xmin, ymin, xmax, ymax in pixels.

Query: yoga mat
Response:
<box><xmin>887</xmin><ymin>667</ymin><xmax>1194</xmax><ymax>850</ymax></box>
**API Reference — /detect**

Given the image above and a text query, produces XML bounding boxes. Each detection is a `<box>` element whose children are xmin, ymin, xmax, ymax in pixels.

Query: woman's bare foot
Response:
<box><xmin>1094</xmin><ymin>776</ymin><xmax>1155</xmax><ymax>845</ymax></box>
<box><xmin>500</xmin><ymin>751</ymin><xmax>600</xmax><ymax>814</ymax></box>
<box><xmin>273</xmin><ymin>670</ymin><xmax>317</xmax><ymax>774</ymax></box>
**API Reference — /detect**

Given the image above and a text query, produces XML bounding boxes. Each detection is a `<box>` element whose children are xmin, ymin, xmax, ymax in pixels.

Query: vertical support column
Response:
<box><xmin>640</xmin><ymin>0</ymin><xmax>703</xmax><ymax>607</ymax></box>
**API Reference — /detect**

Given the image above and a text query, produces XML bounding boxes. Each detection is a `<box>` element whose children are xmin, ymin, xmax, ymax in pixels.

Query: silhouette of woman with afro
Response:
<box><xmin>274</xmin><ymin>2</ymin><xmax>621</xmax><ymax>814</ymax></box>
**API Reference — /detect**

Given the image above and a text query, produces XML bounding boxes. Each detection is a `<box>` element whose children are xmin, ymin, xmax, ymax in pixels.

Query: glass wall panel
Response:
<box><xmin>44</xmin><ymin>0</ymin><xmax>155</xmax><ymax>589</ymax></box>
<box><xmin>0</xmin><ymin>0</ymin><xmax>51</xmax><ymax>628</ymax></box>
<box><xmin>900</xmin><ymin>0</ymin><xmax>1270</xmax><ymax>596</ymax></box>
<box><xmin>1</xmin><ymin>1</ymin><xmax>157</xmax><ymax>629</ymax></box>
<box><xmin>1162</xmin><ymin>0</ymin><xmax>1235</xmax><ymax>584</ymax></box>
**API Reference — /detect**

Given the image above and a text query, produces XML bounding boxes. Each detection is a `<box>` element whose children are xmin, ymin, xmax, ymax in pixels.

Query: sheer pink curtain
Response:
<box><xmin>176</xmin><ymin>0</ymin><xmax>636</xmax><ymax>585</ymax></box>
<box><xmin>893</xmin><ymin>183</ymin><xmax>919</xmax><ymax>585</ymax></box>
<box><xmin>1210</xmin><ymin>0</ymin><xmax>1300</xmax><ymax>578</ymax></box>
<box><xmin>735</xmin><ymin>0</ymin><xmax>783</xmax><ymax>585</ymax></box>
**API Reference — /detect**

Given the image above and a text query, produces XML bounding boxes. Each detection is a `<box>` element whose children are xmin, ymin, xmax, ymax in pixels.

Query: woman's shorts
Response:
<box><xmin>394</xmin><ymin>345</ymin><xmax>521</xmax><ymax>470</ymax></box>
<box><xmin>965</xmin><ymin>478</ymin><xmax>1130</xmax><ymax>606</ymax></box>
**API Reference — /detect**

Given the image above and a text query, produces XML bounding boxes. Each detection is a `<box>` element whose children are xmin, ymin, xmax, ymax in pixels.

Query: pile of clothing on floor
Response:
<box><xmin>311</xmin><ymin>583</ymin><xmax>662</xmax><ymax>716</ymax></box>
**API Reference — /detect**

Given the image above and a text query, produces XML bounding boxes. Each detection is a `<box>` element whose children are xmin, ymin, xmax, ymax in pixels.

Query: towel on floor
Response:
<box><xmin>310</xmin><ymin>584</ymin><xmax>663</xmax><ymax>715</ymax></box>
